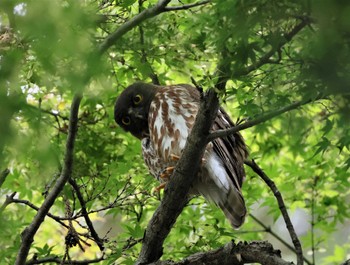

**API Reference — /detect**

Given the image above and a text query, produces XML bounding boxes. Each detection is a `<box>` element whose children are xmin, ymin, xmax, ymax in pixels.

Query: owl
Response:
<box><xmin>114</xmin><ymin>82</ymin><xmax>248</xmax><ymax>228</ymax></box>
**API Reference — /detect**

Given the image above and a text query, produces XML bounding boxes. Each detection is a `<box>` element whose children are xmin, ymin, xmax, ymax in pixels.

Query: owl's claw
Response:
<box><xmin>159</xmin><ymin>166</ymin><xmax>175</xmax><ymax>179</ymax></box>
<box><xmin>154</xmin><ymin>182</ymin><xmax>167</xmax><ymax>192</ymax></box>
<box><xmin>154</xmin><ymin>153</ymin><xmax>204</xmax><ymax>193</ymax></box>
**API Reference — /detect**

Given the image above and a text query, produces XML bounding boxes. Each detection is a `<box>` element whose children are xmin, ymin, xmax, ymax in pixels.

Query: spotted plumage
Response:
<box><xmin>114</xmin><ymin>82</ymin><xmax>248</xmax><ymax>228</ymax></box>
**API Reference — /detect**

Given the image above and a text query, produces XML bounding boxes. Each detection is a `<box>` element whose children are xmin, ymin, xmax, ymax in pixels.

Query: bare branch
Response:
<box><xmin>1</xmin><ymin>193</ymin><xmax>69</xmax><ymax>229</ymax></box>
<box><xmin>245</xmin><ymin>160</ymin><xmax>303</xmax><ymax>265</ymax></box>
<box><xmin>163</xmin><ymin>0</ymin><xmax>210</xmax><ymax>11</ymax></box>
<box><xmin>149</xmin><ymin>241</ymin><xmax>293</xmax><ymax>265</ymax></box>
<box><xmin>15</xmin><ymin>93</ymin><xmax>83</xmax><ymax>265</ymax></box>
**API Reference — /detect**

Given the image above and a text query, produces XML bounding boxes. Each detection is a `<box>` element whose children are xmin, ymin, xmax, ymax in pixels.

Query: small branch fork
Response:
<box><xmin>245</xmin><ymin>160</ymin><xmax>304</xmax><ymax>265</ymax></box>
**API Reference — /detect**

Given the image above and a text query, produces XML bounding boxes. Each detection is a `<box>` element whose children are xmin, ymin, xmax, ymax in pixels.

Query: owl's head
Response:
<box><xmin>114</xmin><ymin>82</ymin><xmax>158</xmax><ymax>139</ymax></box>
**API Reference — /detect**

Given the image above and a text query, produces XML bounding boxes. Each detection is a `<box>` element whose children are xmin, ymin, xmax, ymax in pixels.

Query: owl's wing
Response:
<box><xmin>212</xmin><ymin>108</ymin><xmax>248</xmax><ymax>189</ymax></box>
<box><xmin>141</xmin><ymin>137</ymin><xmax>163</xmax><ymax>181</ymax></box>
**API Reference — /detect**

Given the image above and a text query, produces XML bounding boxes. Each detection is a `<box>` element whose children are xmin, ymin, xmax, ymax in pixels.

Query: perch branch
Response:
<box><xmin>137</xmin><ymin>90</ymin><xmax>221</xmax><ymax>264</ymax></box>
<box><xmin>245</xmin><ymin>159</ymin><xmax>303</xmax><ymax>265</ymax></box>
<box><xmin>15</xmin><ymin>93</ymin><xmax>82</xmax><ymax>265</ymax></box>
<box><xmin>149</xmin><ymin>241</ymin><xmax>292</xmax><ymax>265</ymax></box>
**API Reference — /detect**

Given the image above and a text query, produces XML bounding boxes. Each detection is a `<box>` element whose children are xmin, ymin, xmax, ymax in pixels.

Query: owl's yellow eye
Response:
<box><xmin>122</xmin><ymin>116</ymin><xmax>131</xmax><ymax>125</ymax></box>
<box><xmin>133</xmin><ymin>94</ymin><xmax>143</xmax><ymax>105</ymax></box>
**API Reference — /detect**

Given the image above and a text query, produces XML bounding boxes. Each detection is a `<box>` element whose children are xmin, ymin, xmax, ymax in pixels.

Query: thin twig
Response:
<box><xmin>164</xmin><ymin>0</ymin><xmax>210</xmax><ymax>11</ymax></box>
<box><xmin>245</xmin><ymin>159</ymin><xmax>304</xmax><ymax>265</ymax></box>
<box><xmin>1</xmin><ymin>193</ymin><xmax>69</xmax><ymax>229</ymax></box>
<box><xmin>311</xmin><ymin>176</ymin><xmax>319</xmax><ymax>265</ymax></box>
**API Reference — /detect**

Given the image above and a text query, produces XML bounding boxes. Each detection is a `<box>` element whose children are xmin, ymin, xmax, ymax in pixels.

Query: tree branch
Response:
<box><xmin>0</xmin><ymin>168</ymin><xmax>9</xmax><ymax>188</ymax></box>
<box><xmin>137</xmin><ymin>90</ymin><xmax>221</xmax><ymax>264</ymax></box>
<box><xmin>26</xmin><ymin>256</ymin><xmax>104</xmax><ymax>265</ymax></box>
<box><xmin>98</xmin><ymin>0</ymin><xmax>172</xmax><ymax>54</ymax></box>
<box><xmin>15</xmin><ymin>93</ymin><xmax>83</xmax><ymax>265</ymax></box>
<box><xmin>245</xmin><ymin>160</ymin><xmax>303</xmax><ymax>265</ymax></box>
<box><xmin>68</xmin><ymin>177</ymin><xmax>105</xmax><ymax>251</ymax></box>
<box><xmin>149</xmin><ymin>241</ymin><xmax>292</xmax><ymax>265</ymax></box>
<box><xmin>208</xmin><ymin>96</ymin><xmax>322</xmax><ymax>142</ymax></box>
<box><xmin>163</xmin><ymin>0</ymin><xmax>210</xmax><ymax>11</ymax></box>
<box><xmin>231</xmin><ymin>17</ymin><xmax>312</xmax><ymax>78</ymax></box>
<box><xmin>250</xmin><ymin>215</ymin><xmax>312</xmax><ymax>265</ymax></box>
<box><xmin>0</xmin><ymin>192</ymin><xmax>70</xmax><ymax>229</ymax></box>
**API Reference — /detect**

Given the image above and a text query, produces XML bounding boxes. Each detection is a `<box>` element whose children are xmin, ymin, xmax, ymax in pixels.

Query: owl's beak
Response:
<box><xmin>128</xmin><ymin>107</ymin><xmax>145</xmax><ymax>120</ymax></box>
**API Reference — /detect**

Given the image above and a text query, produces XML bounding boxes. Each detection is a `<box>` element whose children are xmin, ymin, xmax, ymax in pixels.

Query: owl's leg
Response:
<box><xmin>154</xmin><ymin>154</ymin><xmax>206</xmax><ymax>192</ymax></box>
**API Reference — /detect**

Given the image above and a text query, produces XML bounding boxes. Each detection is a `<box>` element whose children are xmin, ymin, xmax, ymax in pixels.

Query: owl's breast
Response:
<box><xmin>148</xmin><ymin>86</ymin><xmax>198</xmax><ymax>163</ymax></box>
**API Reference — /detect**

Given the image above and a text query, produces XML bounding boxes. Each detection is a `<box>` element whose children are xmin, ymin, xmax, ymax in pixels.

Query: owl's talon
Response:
<box><xmin>159</xmin><ymin>166</ymin><xmax>175</xmax><ymax>179</ymax></box>
<box><xmin>170</xmin><ymin>154</ymin><xmax>180</xmax><ymax>161</ymax></box>
<box><xmin>154</xmin><ymin>182</ymin><xmax>167</xmax><ymax>192</ymax></box>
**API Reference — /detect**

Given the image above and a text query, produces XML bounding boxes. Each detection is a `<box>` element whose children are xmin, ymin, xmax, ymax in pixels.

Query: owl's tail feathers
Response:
<box><xmin>219</xmin><ymin>188</ymin><xmax>246</xmax><ymax>229</ymax></box>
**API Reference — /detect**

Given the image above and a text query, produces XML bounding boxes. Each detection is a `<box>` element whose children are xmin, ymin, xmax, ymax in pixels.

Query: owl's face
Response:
<box><xmin>114</xmin><ymin>82</ymin><xmax>157</xmax><ymax>139</ymax></box>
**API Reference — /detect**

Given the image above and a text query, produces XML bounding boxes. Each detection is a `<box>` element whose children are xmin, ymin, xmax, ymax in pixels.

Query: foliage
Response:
<box><xmin>0</xmin><ymin>0</ymin><xmax>349</xmax><ymax>264</ymax></box>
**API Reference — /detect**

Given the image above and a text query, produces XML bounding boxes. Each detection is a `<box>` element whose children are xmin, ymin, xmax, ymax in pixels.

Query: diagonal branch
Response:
<box><xmin>137</xmin><ymin>90</ymin><xmax>221</xmax><ymax>264</ymax></box>
<box><xmin>231</xmin><ymin>17</ymin><xmax>312</xmax><ymax>78</ymax></box>
<box><xmin>98</xmin><ymin>0</ymin><xmax>171</xmax><ymax>54</ymax></box>
<box><xmin>250</xmin><ymin>215</ymin><xmax>312</xmax><ymax>265</ymax></box>
<box><xmin>245</xmin><ymin>160</ymin><xmax>303</xmax><ymax>265</ymax></box>
<box><xmin>0</xmin><ymin>168</ymin><xmax>10</xmax><ymax>188</ymax></box>
<box><xmin>208</xmin><ymin>95</ymin><xmax>323</xmax><ymax>142</ymax></box>
<box><xmin>15</xmin><ymin>93</ymin><xmax>83</xmax><ymax>265</ymax></box>
<box><xmin>99</xmin><ymin>0</ymin><xmax>211</xmax><ymax>54</ymax></box>
<box><xmin>68</xmin><ymin>178</ymin><xmax>105</xmax><ymax>251</ymax></box>
<box><xmin>0</xmin><ymin>192</ymin><xmax>69</xmax><ymax>229</ymax></box>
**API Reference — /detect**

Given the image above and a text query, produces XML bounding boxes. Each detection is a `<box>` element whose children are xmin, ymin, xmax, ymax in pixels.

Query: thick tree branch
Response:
<box><xmin>15</xmin><ymin>93</ymin><xmax>83</xmax><ymax>265</ymax></box>
<box><xmin>137</xmin><ymin>90</ymin><xmax>221</xmax><ymax>264</ymax></box>
<box><xmin>208</xmin><ymin>96</ymin><xmax>322</xmax><ymax>142</ymax></box>
<box><xmin>245</xmin><ymin>160</ymin><xmax>303</xmax><ymax>265</ymax></box>
<box><xmin>149</xmin><ymin>241</ymin><xmax>292</xmax><ymax>265</ymax></box>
